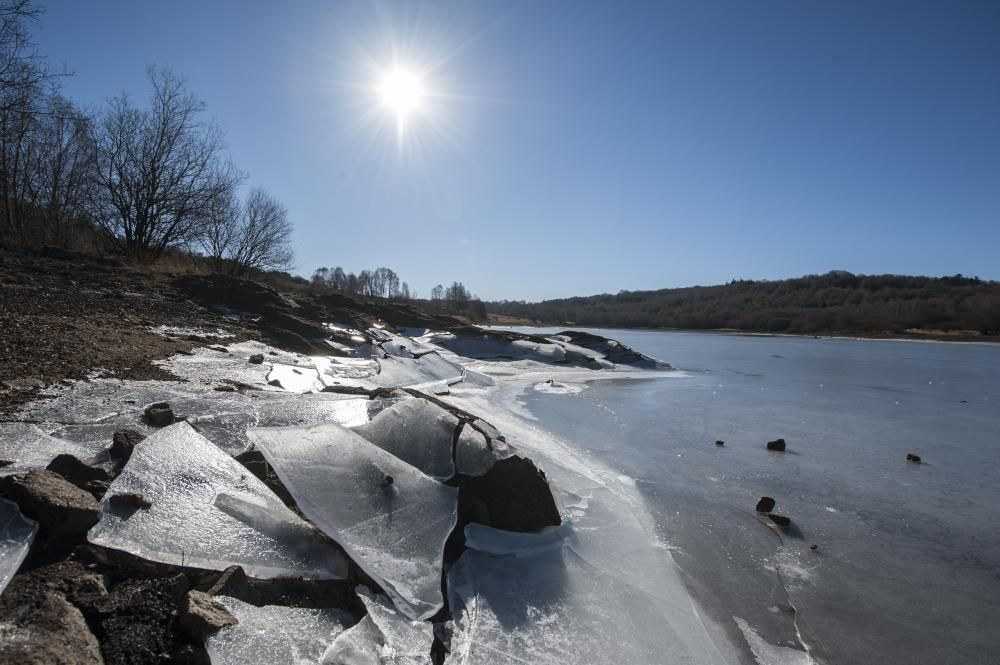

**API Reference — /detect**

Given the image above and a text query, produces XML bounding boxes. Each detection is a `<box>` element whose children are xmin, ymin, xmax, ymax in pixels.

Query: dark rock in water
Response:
<box><xmin>809</xmin><ymin>543</ymin><xmax>819</xmax><ymax>551</ymax></box>
<box><xmin>906</xmin><ymin>453</ymin><xmax>922</xmax><ymax>463</ymax></box>
<box><xmin>755</xmin><ymin>496</ymin><xmax>776</xmax><ymax>513</ymax></box>
<box><xmin>144</xmin><ymin>401</ymin><xmax>175</xmax><ymax>427</ymax></box>
<box><xmin>111</xmin><ymin>429</ymin><xmax>145</xmax><ymax>462</ymax></box>
<box><xmin>46</xmin><ymin>454</ymin><xmax>110</xmax><ymax>487</ymax></box>
<box><xmin>0</xmin><ymin>470</ymin><xmax>99</xmax><ymax>540</ymax></box>
<box><xmin>715</xmin><ymin>440</ymin><xmax>725</xmax><ymax>447</ymax></box>
<box><xmin>766</xmin><ymin>438</ymin><xmax>786</xmax><ymax>451</ymax></box>
<box><xmin>109</xmin><ymin>492</ymin><xmax>152</xmax><ymax>511</ymax></box>
<box><xmin>767</xmin><ymin>513</ymin><xmax>791</xmax><ymax>527</ymax></box>
<box><xmin>0</xmin><ymin>588</ymin><xmax>104</xmax><ymax>665</ymax></box>
<box><xmin>383</xmin><ymin>474</ymin><xmax>394</xmax><ymax>487</ymax></box>
<box><xmin>248</xmin><ymin>353</ymin><xmax>265</xmax><ymax>365</ymax></box>
<box><xmin>460</xmin><ymin>455</ymin><xmax>561</xmax><ymax>532</ymax></box>
<box><xmin>178</xmin><ymin>590</ymin><xmax>239</xmax><ymax>641</ymax></box>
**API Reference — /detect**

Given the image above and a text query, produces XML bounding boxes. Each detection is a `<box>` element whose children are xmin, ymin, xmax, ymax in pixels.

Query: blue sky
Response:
<box><xmin>34</xmin><ymin>1</ymin><xmax>1000</xmax><ymax>301</ymax></box>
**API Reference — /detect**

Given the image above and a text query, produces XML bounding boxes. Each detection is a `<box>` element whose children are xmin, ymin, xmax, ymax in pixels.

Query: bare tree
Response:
<box><xmin>91</xmin><ymin>67</ymin><xmax>241</xmax><ymax>260</ymax></box>
<box><xmin>197</xmin><ymin>185</ymin><xmax>240</xmax><ymax>271</ymax></box>
<box><xmin>226</xmin><ymin>186</ymin><xmax>293</xmax><ymax>275</ymax></box>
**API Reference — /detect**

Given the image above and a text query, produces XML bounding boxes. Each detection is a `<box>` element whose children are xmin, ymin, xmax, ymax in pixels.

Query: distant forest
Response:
<box><xmin>486</xmin><ymin>272</ymin><xmax>1000</xmax><ymax>337</ymax></box>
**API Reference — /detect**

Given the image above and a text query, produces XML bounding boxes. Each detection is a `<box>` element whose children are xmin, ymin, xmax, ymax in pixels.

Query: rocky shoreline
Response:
<box><xmin>0</xmin><ymin>249</ymin><xmax>682</xmax><ymax>665</ymax></box>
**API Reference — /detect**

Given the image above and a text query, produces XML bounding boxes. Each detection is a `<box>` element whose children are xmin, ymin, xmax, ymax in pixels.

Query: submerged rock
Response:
<box><xmin>0</xmin><ymin>470</ymin><xmax>99</xmax><ymax>541</ymax></box>
<box><xmin>460</xmin><ymin>455</ymin><xmax>561</xmax><ymax>533</ymax></box>
<box><xmin>766</xmin><ymin>438</ymin><xmax>786</xmax><ymax>452</ymax></box>
<box><xmin>906</xmin><ymin>453</ymin><xmax>922</xmax><ymax>463</ymax></box>
<box><xmin>144</xmin><ymin>401</ymin><xmax>175</xmax><ymax>427</ymax></box>
<box><xmin>755</xmin><ymin>496</ymin><xmax>776</xmax><ymax>513</ymax></box>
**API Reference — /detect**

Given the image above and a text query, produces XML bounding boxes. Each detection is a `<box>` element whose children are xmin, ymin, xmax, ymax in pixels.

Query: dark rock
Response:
<box><xmin>755</xmin><ymin>496</ymin><xmax>776</xmax><ymax>513</ymax></box>
<box><xmin>82</xmin><ymin>479</ymin><xmax>111</xmax><ymax>500</ymax></box>
<box><xmin>767</xmin><ymin>513</ymin><xmax>791</xmax><ymax>527</ymax></box>
<box><xmin>0</xmin><ymin>459</ymin><xmax>14</xmax><ymax>467</ymax></box>
<box><xmin>906</xmin><ymin>453</ymin><xmax>922</xmax><ymax>463</ymax></box>
<box><xmin>109</xmin><ymin>492</ymin><xmax>152</xmax><ymax>511</ymax></box>
<box><xmin>809</xmin><ymin>543</ymin><xmax>819</xmax><ymax>550</ymax></box>
<box><xmin>766</xmin><ymin>438</ymin><xmax>786</xmax><ymax>451</ymax></box>
<box><xmin>715</xmin><ymin>440</ymin><xmax>725</xmax><ymax>447</ymax></box>
<box><xmin>248</xmin><ymin>353</ymin><xmax>265</xmax><ymax>364</ymax></box>
<box><xmin>174</xmin><ymin>273</ymin><xmax>298</xmax><ymax>313</ymax></box>
<box><xmin>213</xmin><ymin>384</ymin><xmax>237</xmax><ymax>392</ymax></box>
<box><xmin>0</xmin><ymin>589</ymin><xmax>104</xmax><ymax>665</ymax></box>
<box><xmin>459</xmin><ymin>455</ymin><xmax>561</xmax><ymax>532</ymax></box>
<box><xmin>208</xmin><ymin>345</ymin><xmax>230</xmax><ymax>353</ymax></box>
<box><xmin>268</xmin><ymin>378</ymin><xmax>283</xmax><ymax>388</ymax></box>
<box><xmin>0</xmin><ymin>470</ymin><xmax>99</xmax><ymax>540</ymax></box>
<box><xmin>144</xmin><ymin>401</ymin><xmax>175</xmax><ymax>427</ymax></box>
<box><xmin>206</xmin><ymin>565</ymin><xmax>251</xmax><ymax>598</ymax></box>
<box><xmin>46</xmin><ymin>454</ymin><xmax>110</xmax><ymax>487</ymax></box>
<box><xmin>111</xmin><ymin>429</ymin><xmax>145</xmax><ymax>462</ymax></box>
<box><xmin>178</xmin><ymin>590</ymin><xmax>238</xmax><ymax>641</ymax></box>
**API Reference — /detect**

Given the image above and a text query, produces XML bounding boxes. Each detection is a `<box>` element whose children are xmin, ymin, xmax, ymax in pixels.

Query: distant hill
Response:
<box><xmin>486</xmin><ymin>272</ymin><xmax>1000</xmax><ymax>339</ymax></box>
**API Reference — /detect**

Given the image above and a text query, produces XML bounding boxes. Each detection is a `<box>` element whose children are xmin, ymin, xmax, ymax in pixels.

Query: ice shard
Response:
<box><xmin>88</xmin><ymin>422</ymin><xmax>347</xmax><ymax>579</ymax></box>
<box><xmin>0</xmin><ymin>498</ymin><xmax>37</xmax><ymax>595</ymax></box>
<box><xmin>453</xmin><ymin>426</ymin><xmax>494</xmax><ymax>477</ymax></box>
<box><xmin>371</xmin><ymin>353</ymin><xmax>465</xmax><ymax>389</ymax></box>
<box><xmin>0</xmin><ymin>422</ymin><xmax>105</xmax><ymax>474</ymax></box>
<box><xmin>205</xmin><ymin>595</ymin><xmax>353</xmax><ymax>665</ymax></box>
<box><xmin>247</xmin><ymin>422</ymin><xmax>458</xmax><ymax>619</ymax></box>
<box><xmin>352</xmin><ymin>399</ymin><xmax>458</xmax><ymax>480</ymax></box>
<box><xmin>321</xmin><ymin>587</ymin><xmax>433</xmax><ymax>665</ymax></box>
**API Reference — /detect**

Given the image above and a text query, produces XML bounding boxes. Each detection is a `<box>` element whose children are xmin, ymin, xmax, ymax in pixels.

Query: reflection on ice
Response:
<box><xmin>206</xmin><ymin>595</ymin><xmax>353</xmax><ymax>665</ymax></box>
<box><xmin>89</xmin><ymin>422</ymin><xmax>347</xmax><ymax>579</ymax></box>
<box><xmin>248</xmin><ymin>422</ymin><xmax>458</xmax><ymax>619</ymax></box>
<box><xmin>0</xmin><ymin>498</ymin><xmax>37</xmax><ymax>595</ymax></box>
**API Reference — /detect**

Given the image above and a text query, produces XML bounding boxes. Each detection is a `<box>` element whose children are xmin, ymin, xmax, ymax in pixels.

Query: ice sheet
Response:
<box><xmin>321</xmin><ymin>586</ymin><xmax>433</xmax><ymax>665</ymax></box>
<box><xmin>0</xmin><ymin>422</ymin><xmax>105</xmax><ymax>474</ymax></box>
<box><xmin>88</xmin><ymin>422</ymin><xmax>347</xmax><ymax>579</ymax></box>
<box><xmin>0</xmin><ymin>498</ymin><xmax>37</xmax><ymax>595</ymax></box>
<box><xmin>352</xmin><ymin>399</ymin><xmax>458</xmax><ymax>480</ymax></box>
<box><xmin>206</xmin><ymin>595</ymin><xmax>353</xmax><ymax>665</ymax></box>
<box><xmin>371</xmin><ymin>354</ymin><xmax>465</xmax><ymax>389</ymax></box>
<box><xmin>248</xmin><ymin>422</ymin><xmax>458</xmax><ymax>619</ymax></box>
<box><xmin>268</xmin><ymin>363</ymin><xmax>324</xmax><ymax>393</ymax></box>
<box><xmin>453</xmin><ymin>426</ymin><xmax>494</xmax><ymax>477</ymax></box>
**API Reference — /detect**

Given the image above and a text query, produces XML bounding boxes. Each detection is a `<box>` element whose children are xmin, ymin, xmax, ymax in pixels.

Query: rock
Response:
<box><xmin>755</xmin><ymin>496</ymin><xmax>776</xmax><ymax>513</ymax></box>
<box><xmin>206</xmin><ymin>565</ymin><xmax>251</xmax><ymax>598</ymax></box>
<box><xmin>267</xmin><ymin>378</ymin><xmax>283</xmax><ymax>388</ymax></box>
<box><xmin>82</xmin><ymin>479</ymin><xmax>111</xmax><ymax>500</ymax></box>
<box><xmin>459</xmin><ymin>455</ymin><xmax>561</xmax><ymax>532</ymax></box>
<box><xmin>906</xmin><ymin>453</ymin><xmax>922</xmax><ymax>463</ymax></box>
<box><xmin>108</xmin><ymin>492</ymin><xmax>152</xmax><ymax>511</ymax></box>
<box><xmin>213</xmin><ymin>384</ymin><xmax>237</xmax><ymax>392</ymax></box>
<box><xmin>144</xmin><ymin>401</ymin><xmax>175</xmax><ymax>427</ymax></box>
<box><xmin>208</xmin><ymin>346</ymin><xmax>230</xmax><ymax>353</ymax></box>
<box><xmin>178</xmin><ymin>590</ymin><xmax>239</xmax><ymax>641</ymax></box>
<box><xmin>766</xmin><ymin>438</ymin><xmax>786</xmax><ymax>451</ymax></box>
<box><xmin>46</xmin><ymin>454</ymin><xmax>110</xmax><ymax>486</ymax></box>
<box><xmin>111</xmin><ymin>429</ymin><xmax>145</xmax><ymax>462</ymax></box>
<box><xmin>809</xmin><ymin>543</ymin><xmax>818</xmax><ymax>551</ymax></box>
<box><xmin>0</xmin><ymin>589</ymin><xmax>104</xmax><ymax>665</ymax></box>
<box><xmin>767</xmin><ymin>513</ymin><xmax>791</xmax><ymax>527</ymax></box>
<box><xmin>0</xmin><ymin>470</ymin><xmax>99</xmax><ymax>541</ymax></box>
<box><xmin>248</xmin><ymin>353</ymin><xmax>265</xmax><ymax>364</ymax></box>
<box><xmin>715</xmin><ymin>440</ymin><xmax>725</xmax><ymax>447</ymax></box>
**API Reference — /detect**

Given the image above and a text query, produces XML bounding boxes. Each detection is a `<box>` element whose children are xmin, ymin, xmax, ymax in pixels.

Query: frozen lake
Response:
<box><xmin>512</xmin><ymin>329</ymin><xmax>1000</xmax><ymax>665</ymax></box>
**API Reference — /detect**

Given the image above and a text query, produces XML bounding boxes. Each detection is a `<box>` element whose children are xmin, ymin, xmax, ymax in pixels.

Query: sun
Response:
<box><xmin>377</xmin><ymin>67</ymin><xmax>426</xmax><ymax>119</ymax></box>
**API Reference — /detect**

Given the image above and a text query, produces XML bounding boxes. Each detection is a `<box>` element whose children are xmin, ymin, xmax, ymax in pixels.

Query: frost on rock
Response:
<box><xmin>352</xmin><ymin>399</ymin><xmax>458</xmax><ymax>480</ymax></box>
<box><xmin>88</xmin><ymin>422</ymin><xmax>347</xmax><ymax>579</ymax></box>
<box><xmin>321</xmin><ymin>587</ymin><xmax>433</xmax><ymax>665</ymax></box>
<box><xmin>247</xmin><ymin>422</ymin><xmax>458</xmax><ymax>619</ymax></box>
<box><xmin>206</xmin><ymin>595</ymin><xmax>353</xmax><ymax>665</ymax></box>
<box><xmin>0</xmin><ymin>498</ymin><xmax>37</xmax><ymax>595</ymax></box>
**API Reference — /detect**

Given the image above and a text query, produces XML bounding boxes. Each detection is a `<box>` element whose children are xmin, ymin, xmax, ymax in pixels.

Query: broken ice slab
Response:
<box><xmin>0</xmin><ymin>422</ymin><xmax>105</xmax><ymax>474</ymax></box>
<box><xmin>0</xmin><ymin>498</ymin><xmax>37</xmax><ymax>595</ymax></box>
<box><xmin>370</xmin><ymin>353</ymin><xmax>465</xmax><ymax>389</ymax></box>
<box><xmin>158</xmin><ymin>341</ymin><xmax>307</xmax><ymax>388</ymax></box>
<box><xmin>454</xmin><ymin>426</ymin><xmax>495</xmax><ymax>477</ymax></box>
<box><xmin>206</xmin><ymin>595</ymin><xmax>353</xmax><ymax>665</ymax></box>
<box><xmin>463</xmin><ymin>523</ymin><xmax>568</xmax><ymax>557</ymax></box>
<box><xmin>88</xmin><ymin>422</ymin><xmax>347</xmax><ymax>580</ymax></box>
<box><xmin>352</xmin><ymin>399</ymin><xmax>458</xmax><ymax>480</ymax></box>
<box><xmin>321</xmin><ymin>586</ymin><xmax>433</xmax><ymax>665</ymax></box>
<box><xmin>248</xmin><ymin>422</ymin><xmax>458</xmax><ymax>620</ymax></box>
<box><xmin>268</xmin><ymin>363</ymin><xmax>324</xmax><ymax>393</ymax></box>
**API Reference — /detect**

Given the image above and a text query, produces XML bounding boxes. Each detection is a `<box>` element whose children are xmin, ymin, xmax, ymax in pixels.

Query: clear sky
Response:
<box><xmin>33</xmin><ymin>0</ymin><xmax>1000</xmax><ymax>301</ymax></box>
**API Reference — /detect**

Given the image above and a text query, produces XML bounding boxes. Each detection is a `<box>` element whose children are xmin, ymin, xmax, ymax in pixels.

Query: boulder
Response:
<box><xmin>110</xmin><ymin>429</ymin><xmax>145</xmax><ymax>462</ymax></box>
<box><xmin>755</xmin><ymin>496</ymin><xmax>776</xmax><ymax>513</ymax></box>
<box><xmin>144</xmin><ymin>402</ymin><xmax>175</xmax><ymax>427</ymax></box>
<box><xmin>46</xmin><ymin>454</ymin><xmax>110</xmax><ymax>487</ymax></box>
<box><xmin>459</xmin><ymin>456</ymin><xmax>561</xmax><ymax>532</ymax></box>
<box><xmin>248</xmin><ymin>353</ymin><xmax>265</xmax><ymax>365</ymax></box>
<box><xmin>0</xmin><ymin>470</ymin><xmax>99</xmax><ymax>540</ymax></box>
<box><xmin>108</xmin><ymin>492</ymin><xmax>152</xmax><ymax>511</ymax></box>
<box><xmin>766</xmin><ymin>438</ymin><xmax>786</xmax><ymax>452</ymax></box>
<box><xmin>0</xmin><ymin>589</ymin><xmax>104</xmax><ymax>665</ymax></box>
<box><xmin>906</xmin><ymin>453</ymin><xmax>922</xmax><ymax>463</ymax></box>
<box><xmin>178</xmin><ymin>590</ymin><xmax>239</xmax><ymax>641</ymax></box>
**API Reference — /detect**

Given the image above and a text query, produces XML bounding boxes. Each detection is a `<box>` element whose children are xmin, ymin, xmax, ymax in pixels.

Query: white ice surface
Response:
<box><xmin>0</xmin><ymin>498</ymin><xmax>37</xmax><ymax>595</ymax></box>
<box><xmin>734</xmin><ymin>617</ymin><xmax>815</xmax><ymax>665</ymax></box>
<box><xmin>248</xmin><ymin>422</ymin><xmax>458</xmax><ymax>620</ymax></box>
<box><xmin>321</xmin><ymin>586</ymin><xmax>433</xmax><ymax>665</ymax></box>
<box><xmin>352</xmin><ymin>399</ymin><xmax>458</xmax><ymax>480</ymax></box>
<box><xmin>88</xmin><ymin>422</ymin><xmax>347</xmax><ymax>579</ymax></box>
<box><xmin>0</xmin><ymin>421</ymin><xmax>107</xmax><ymax>474</ymax></box>
<box><xmin>206</xmin><ymin>595</ymin><xmax>353</xmax><ymax>665</ymax></box>
<box><xmin>268</xmin><ymin>364</ymin><xmax>325</xmax><ymax>393</ymax></box>
<box><xmin>453</xmin><ymin>426</ymin><xmax>495</xmax><ymax>477</ymax></box>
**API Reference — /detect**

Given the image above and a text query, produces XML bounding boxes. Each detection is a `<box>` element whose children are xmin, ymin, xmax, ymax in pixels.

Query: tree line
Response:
<box><xmin>487</xmin><ymin>271</ymin><xmax>1000</xmax><ymax>336</ymax></box>
<box><xmin>0</xmin><ymin>1</ymin><xmax>293</xmax><ymax>276</ymax></box>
